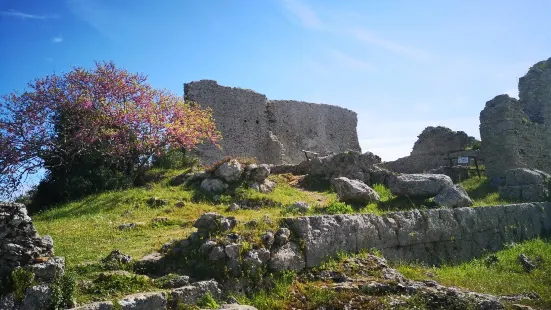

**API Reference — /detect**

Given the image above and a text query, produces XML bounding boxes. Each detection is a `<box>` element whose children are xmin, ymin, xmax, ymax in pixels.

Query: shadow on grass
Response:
<box><xmin>297</xmin><ymin>175</ymin><xmax>332</xmax><ymax>193</ymax></box>
<box><xmin>461</xmin><ymin>176</ymin><xmax>497</xmax><ymax>201</ymax></box>
<box><xmin>375</xmin><ymin>196</ymin><xmax>436</xmax><ymax>212</ymax></box>
<box><xmin>34</xmin><ymin>191</ymin><xmax>143</xmax><ymax>221</ymax></box>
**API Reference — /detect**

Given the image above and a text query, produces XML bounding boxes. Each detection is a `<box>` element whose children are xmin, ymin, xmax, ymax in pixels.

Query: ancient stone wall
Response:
<box><xmin>0</xmin><ymin>202</ymin><xmax>53</xmax><ymax>278</ymax></box>
<box><xmin>268</xmin><ymin>100</ymin><xmax>360</xmax><ymax>164</ymax></box>
<box><xmin>382</xmin><ymin>126</ymin><xmax>479</xmax><ymax>174</ymax></box>
<box><xmin>480</xmin><ymin>58</ymin><xmax>551</xmax><ymax>185</ymax></box>
<box><xmin>184</xmin><ymin>80</ymin><xmax>360</xmax><ymax>165</ymax></box>
<box><xmin>285</xmin><ymin>202</ymin><xmax>551</xmax><ymax>267</ymax></box>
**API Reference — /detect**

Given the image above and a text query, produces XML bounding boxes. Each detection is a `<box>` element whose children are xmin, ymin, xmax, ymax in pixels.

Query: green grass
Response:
<box><xmin>459</xmin><ymin>176</ymin><xmax>517</xmax><ymax>206</ymax></box>
<box><xmin>396</xmin><ymin>238</ymin><xmax>551</xmax><ymax>309</ymax></box>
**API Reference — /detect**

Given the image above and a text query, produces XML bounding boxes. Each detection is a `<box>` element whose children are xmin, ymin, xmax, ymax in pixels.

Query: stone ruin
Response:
<box><xmin>381</xmin><ymin>126</ymin><xmax>480</xmax><ymax>177</ymax></box>
<box><xmin>0</xmin><ymin>202</ymin><xmax>56</xmax><ymax>280</ymax></box>
<box><xmin>480</xmin><ymin>57</ymin><xmax>551</xmax><ymax>186</ymax></box>
<box><xmin>184</xmin><ymin>80</ymin><xmax>361</xmax><ymax>165</ymax></box>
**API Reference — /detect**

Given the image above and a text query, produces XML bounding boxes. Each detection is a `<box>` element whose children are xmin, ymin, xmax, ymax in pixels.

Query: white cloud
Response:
<box><xmin>352</xmin><ymin>28</ymin><xmax>430</xmax><ymax>62</ymax></box>
<box><xmin>52</xmin><ymin>36</ymin><xmax>63</xmax><ymax>43</ymax></box>
<box><xmin>282</xmin><ymin>0</ymin><xmax>323</xmax><ymax>29</ymax></box>
<box><xmin>329</xmin><ymin>48</ymin><xmax>371</xmax><ymax>71</ymax></box>
<box><xmin>0</xmin><ymin>10</ymin><xmax>57</xmax><ymax>20</ymax></box>
<box><xmin>280</xmin><ymin>0</ymin><xmax>429</xmax><ymax>61</ymax></box>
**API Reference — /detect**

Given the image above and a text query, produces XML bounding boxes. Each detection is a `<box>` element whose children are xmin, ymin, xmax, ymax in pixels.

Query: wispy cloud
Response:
<box><xmin>352</xmin><ymin>28</ymin><xmax>429</xmax><ymax>62</ymax></box>
<box><xmin>52</xmin><ymin>36</ymin><xmax>63</xmax><ymax>43</ymax></box>
<box><xmin>329</xmin><ymin>49</ymin><xmax>371</xmax><ymax>71</ymax></box>
<box><xmin>0</xmin><ymin>10</ymin><xmax>58</xmax><ymax>20</ymax></box>
<box><xmin>280</xmin><ymin>0</ymin><xmax>429</xmax><ymax>62</ymax></box>
<box><xmin>282</xmin><ymin>0</ymin><xmax>323</xmax><ymax>29</ymax></box>
<box><xmin>67</xmin><ymin>0</ymin><xmax>127</xmax><ymax>42</ymax></box>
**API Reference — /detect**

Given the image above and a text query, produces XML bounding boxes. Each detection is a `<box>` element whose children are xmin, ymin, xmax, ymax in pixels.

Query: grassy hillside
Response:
<box><xmin>30</xmin><ymin>170</ymin><xmax>550</xmax><ymax>308</ymax></box>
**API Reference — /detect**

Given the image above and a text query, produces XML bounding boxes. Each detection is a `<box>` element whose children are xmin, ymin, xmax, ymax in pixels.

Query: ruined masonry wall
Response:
<box><xmin>284</xmin><ymin>202</ymin><xmax>551</xmax><ymax>267</ymax></box>
<box><xmin>0</xmin><ymin>203</ymin><xmax>53</xmax><ymax>278</ymax></box>
<box><xmin>480</xmin><ymin>58</ymin><xmax>551</xmax><ymax>184</ymax></box>
<box><xmin>268</xmin><ymin>100</ymin><xmax>360</xmax><ymax>164</ymax></box>
<box><xmin>184</xmin><ymin>80</ymin><xmax>360</xmax><ymax>164</ymax></box>
<box><xmin>382</xmin><ymin>126</ymin><xmax>479</xmax><ymax>174</ymax></box>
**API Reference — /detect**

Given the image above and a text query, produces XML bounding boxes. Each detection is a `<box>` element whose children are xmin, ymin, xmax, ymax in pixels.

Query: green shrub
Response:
<box><xmin>325</xmin><ymin>201</ymin><xmax>353</xmax><ymax>215</ymax></box>
<box><xmin>196</xmin><ymin>292</ymin><xmax>220</xmax><ymax>309</ymax></box>
<box><xmin>50</xmin><ymin>272</ymin><xmax>76</xmax><ymax>309</ymax></box>
<box><xmin>10</xmin><ymin>267</ymin><xmax>35</xmax><ymax>301</ymax></box>
<box><xmin>88</xmin><ymin>272</ymin><xmax>153</xmax><ymax>296</ymax></box>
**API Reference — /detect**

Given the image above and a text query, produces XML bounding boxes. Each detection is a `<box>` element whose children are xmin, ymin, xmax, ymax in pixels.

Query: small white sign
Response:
<box><xmin>457</xmin><ymin>157</ymin><xmax>469</xmax><ymax>164</ymax></box>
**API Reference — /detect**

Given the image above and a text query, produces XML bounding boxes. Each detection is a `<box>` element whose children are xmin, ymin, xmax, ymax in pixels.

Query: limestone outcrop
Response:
<box><xmin>184</xmin><ymin>80</ymin><xmax>361</xmax><ymax>165</ymax></box>
<box><xmin>480</xmin><ymin>57</ymin><xmax>551</xmax><ymax>185</ymax></box>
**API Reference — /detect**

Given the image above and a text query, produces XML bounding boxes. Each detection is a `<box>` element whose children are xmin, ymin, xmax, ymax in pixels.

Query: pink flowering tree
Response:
<box><xmin>0</xmin><ymin>61</ymin><xmax>220</xmax><ymax>198</ymax></box>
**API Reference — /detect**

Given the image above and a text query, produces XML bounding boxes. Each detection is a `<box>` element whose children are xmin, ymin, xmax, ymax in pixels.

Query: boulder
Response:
<box><xmin>209</xmin><ymin>246</ymin><xmax>226</xmax><ymax>261</ymax></box>
<box><xmin>69</xmin><ymin>301</ymin><xmax>114</xmax><ymax>310</ymax></box>
<box><xmin>310</xmin><ymin>151</ymin><xmax>381</xmax><ymax>183</ymax></box>
<box><xmin>499</xmin><ymin>168</ymin><xmax>551</xmax><ymax>202</ymax></box>
<box><xmin>118</xmin><ymin>291</ymin><xmax>167</xmax><ymax>310</ymax></box>
<box><xmin>170</xmin><ymin>280</ymin><xmax>221</xmax><ymax>308</ymax></box>
<box><xmin>274</xmin><ymin>228</ymin><xmax>291</xmax><ymax>246</ymax></box>
<box><xmin>269</xmin><ymin>242</ymin><xmax>305</xmax><ymax>272</ymax></box>
<box><xmin>155</xmin><ymin>275</ymin><xmax>191</xmax><ymax>289</ymax></box>
<box><xmin>434</xmin><ymin>185</ymin><xmax>473</xmax><ymax>208</ymax></box>
<box><xmin>134</xmin><ymin>252</ymin><xmax>163</xmax><ymax>273</ymax></box>
<box><xmin>261</xmin><ymin>232</ymin><xmax>275</xmax><ymax>248</ymax></box>
<box><xmin>102</xmin><ymin>250</ymin><xmax>132</xmax><ymax>264</ymax></box>
<box><xmin>224</xmin><ymin>244</ymin><xmax>241</xmax><ymax>260</ymax></box>
<box><xmin>218</xmin><ymin>304</ymin><xmax>258</xmax><ymax>310</ymax></box>
<box><xmin>505</xmin><ymin>168</ymin><xmax>551</xmax><ymax>186</ymax></box>
<box><xmin>215</xmin><ymin>160</ymin><xmax>243</xmax><ymax>183</ymax></box>
<box><xmin>249</xmin><ymin>164</ymin><xmax>271</xmax><ymax>182</ymax></box>
<box><xmin>331</xmin><ymin>177</ymin><xmax>380</xmax><ymax>204</ymax></box>
<box><xmin>0</xmin><ymin>294</ymin><xmax>15</xmax><ymax>310</ymax></box>
<box><xmin>288</xmin><ymin>202</ymin><xmax>310</xmax><ymax>214</ymax></box>
<box><xmin>388</xmin><ymin>174</ymin><xmax>453</xmax><ymax>197</ymax></box>
<box><xmin>147</xmin><ymin>197</ymin><xmax>169</xmax><ymax>207</ymax></box>
<box><xmin>200</xmin><ymin>178</ymin><xmax>228</xmax><ymax>194</ymax></box>
<box><xmin>193</xmin><ymin>212</ymin><xmax>237</xmax><ymax>236</ymax></box>
<box><xmin>250</xmin><ymin>180</ymin><xmax>276</xmax><ymax>193</ymax></box>
<box><xmin>26</xmin><ymin>256</ymin><xmax>65</xmax><ymax>282</ymax></box>
<box><xmin>20</xmin><ymin>284</ymin><xmax>52</xmax><ymax>310</ymax></box>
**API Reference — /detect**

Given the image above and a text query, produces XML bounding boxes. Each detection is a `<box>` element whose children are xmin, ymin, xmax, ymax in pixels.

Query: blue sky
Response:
<box><xmin>1</xmin><ymin>0</ymin><xmax>551</xmax><ymax>163</ymax></box>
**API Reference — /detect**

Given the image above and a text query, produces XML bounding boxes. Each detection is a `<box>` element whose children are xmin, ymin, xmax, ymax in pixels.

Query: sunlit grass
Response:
<box><xmin>396</xmin><ymin>238</ymin><xmax>551</xmax><ymax>309</ymax></box>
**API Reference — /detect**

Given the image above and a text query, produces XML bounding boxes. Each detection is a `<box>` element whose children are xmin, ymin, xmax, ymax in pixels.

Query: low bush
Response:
<box><xmin>325</xmin><ymin>201</ymin><xmax>354</xmax><ymax>215</ymax></box>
